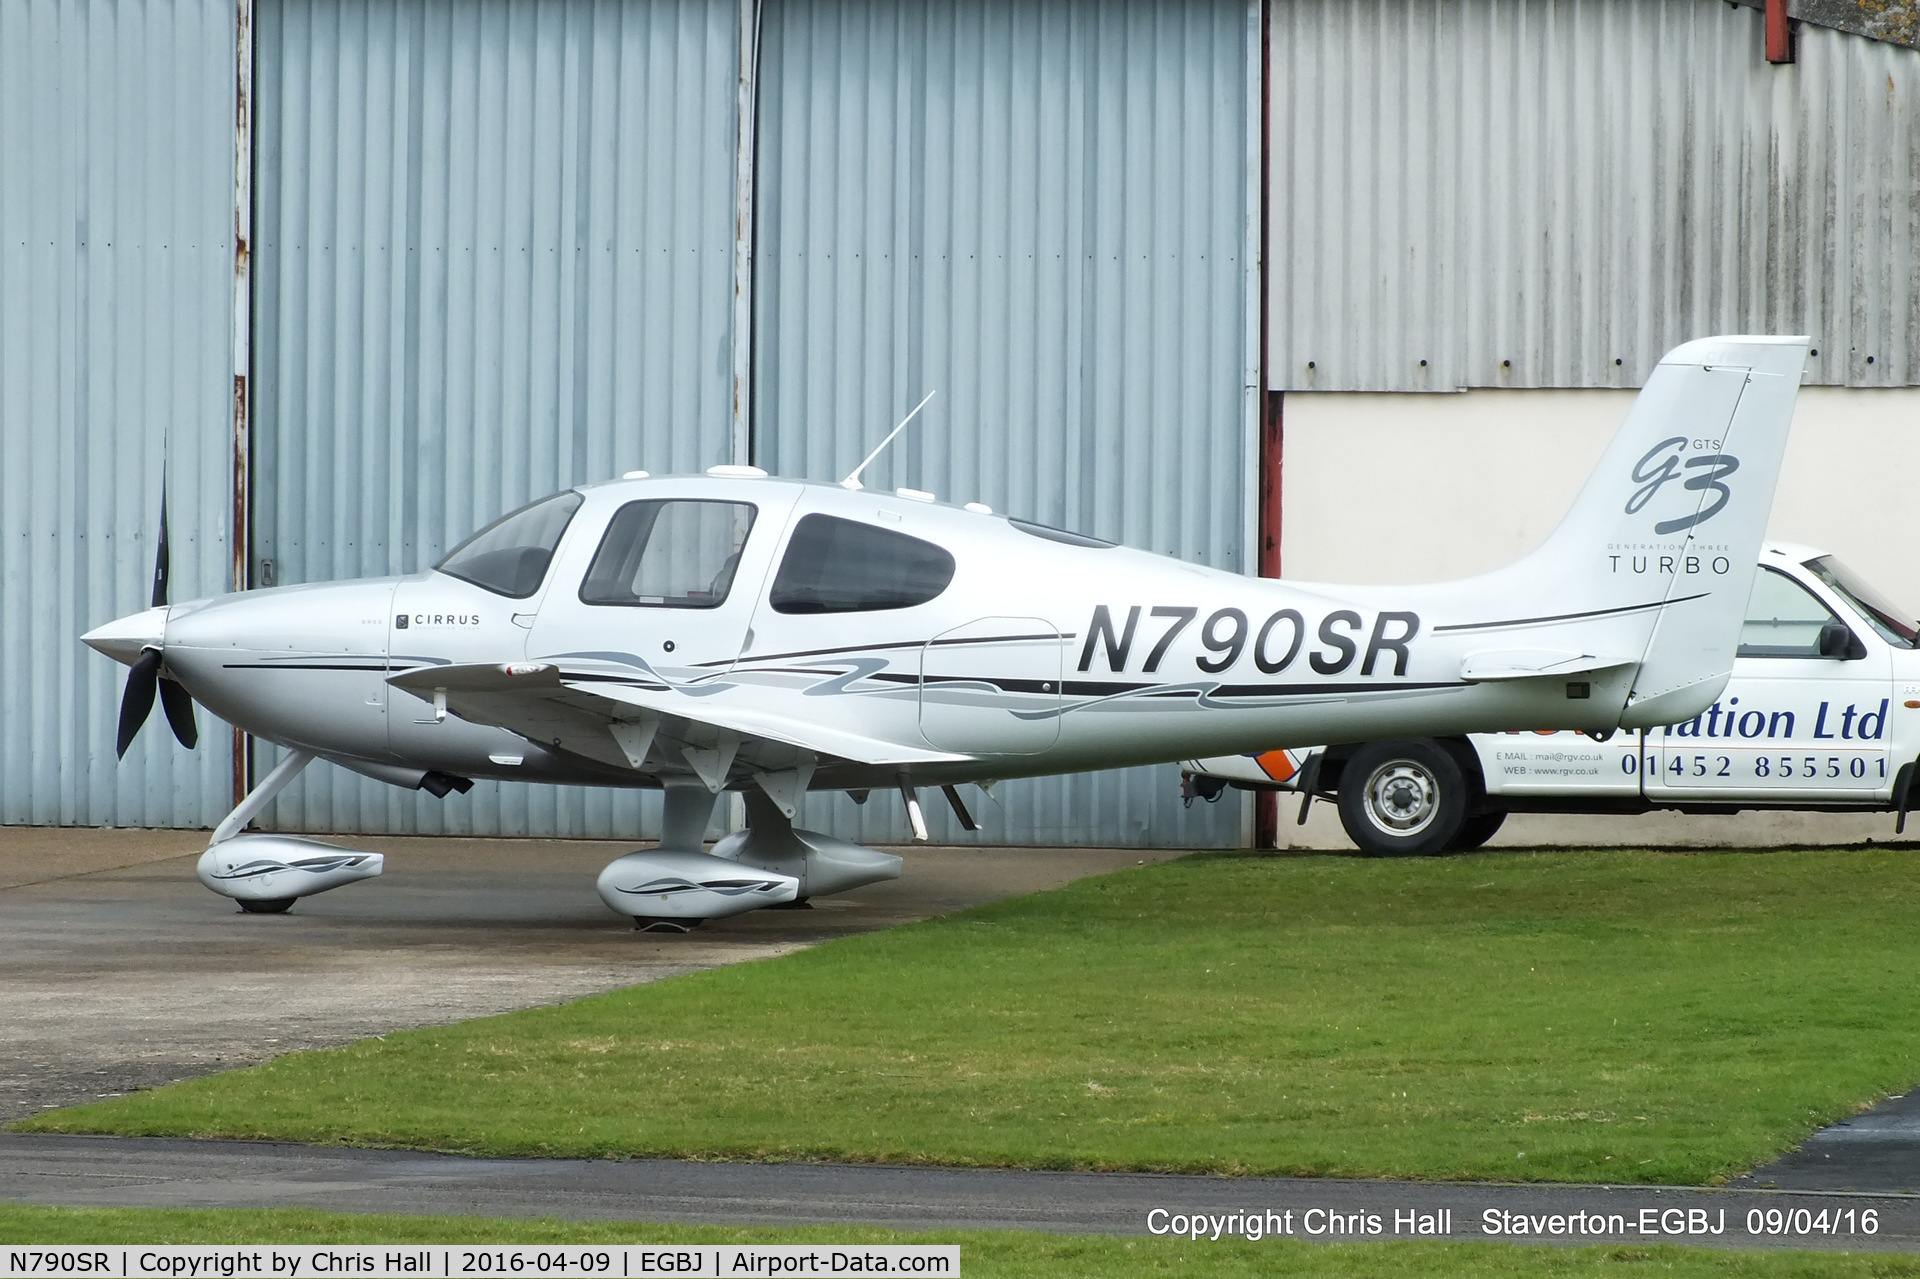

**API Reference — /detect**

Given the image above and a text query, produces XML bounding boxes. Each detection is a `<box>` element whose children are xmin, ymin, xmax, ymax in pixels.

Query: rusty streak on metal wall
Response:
<box><xmin>233</xmin><ymin>0</ymin><xmax>256</xmax><ymax>805</ymax></box>
<box><xmin>1270</xmin><ymin>0</ymin><xmax>1920</xmax><ymax>392</ymax></box>
<box><xmin>1730</xmin><ymin>0</ymin><xmax>1918</xmax><ymax>50</ymax></box>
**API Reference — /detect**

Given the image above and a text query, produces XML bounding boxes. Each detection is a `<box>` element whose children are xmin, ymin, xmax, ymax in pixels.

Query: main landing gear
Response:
<box><xmin>596</xmin><ymin>780</ymin><xmax>901</xmax><ymax>930</ymax></box>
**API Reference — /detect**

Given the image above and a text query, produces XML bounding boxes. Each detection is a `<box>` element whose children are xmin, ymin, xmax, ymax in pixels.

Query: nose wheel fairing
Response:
<box><xmin>197</xmin><ymin>835</ymin><xmax>384</xmax><ymax>906</ymax></box>
<box><xmin>195</xmin><ymin>749</ymin><xmax>386</xmax><ymax>911</ymax></box>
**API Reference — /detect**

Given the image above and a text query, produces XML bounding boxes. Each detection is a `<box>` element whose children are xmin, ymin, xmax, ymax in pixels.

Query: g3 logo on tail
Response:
<box><xmin>1627</xmin><ymin>436</ymin><xmax>1741</xmax><ymax>535</ymax></box>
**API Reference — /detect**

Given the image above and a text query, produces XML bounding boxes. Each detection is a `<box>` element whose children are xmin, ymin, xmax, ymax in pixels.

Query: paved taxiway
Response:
<box><xmin>6</xmin><ymin>827</ymin><xmax>1920</xmax><ymax>1249</ymax></box>
<box><xmin>0</xmin><ymin>827</ymin><xmax>1180</xmax><ymax>1121</ymax></box>
<box><xmin>2</xmin><ymin>1133</ymin><xmax>1917</xmax><ymax>1251</ymax></box>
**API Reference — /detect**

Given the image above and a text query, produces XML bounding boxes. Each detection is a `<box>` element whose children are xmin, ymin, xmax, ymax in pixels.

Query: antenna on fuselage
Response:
<box><xmin>840</xmin><ymin>390</ymin><xmax>937</xmax><ymax>490</ymax></box>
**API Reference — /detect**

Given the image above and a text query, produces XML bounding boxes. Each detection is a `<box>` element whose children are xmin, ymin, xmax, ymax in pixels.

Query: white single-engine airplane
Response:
<box><xmin>85</xmin><ymin>337</ymin><xmax>1807</xmax><ymax>928</ymax></box>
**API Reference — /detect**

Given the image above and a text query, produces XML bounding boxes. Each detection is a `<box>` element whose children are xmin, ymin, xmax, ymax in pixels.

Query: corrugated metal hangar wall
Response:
<box><xmin>1269</xmin><ymin>0</ymin><xmax>1920</xmax><ymax>393</ymax></box>
<box><xmin>218</xmin><ymin>0</ymin><xmax>1252</xmax><ymax>846</ymax></box>
<box><xmin>751</xmin><ymin>1</ymin><xmax>1253</xmax><ymax>846</ymax></box>
<box><xmin>5</xmin><ymin>0</ymin><xmax>1916</xmax><ymax>847</ymax></box>
<box><xmin>0</xmin><ymin>0</ymin><xmax>238</xmax><ymax>828</ymax></box>
<box><xmin>249</xmin><ymin>0</ymin><xmax>747</xmax><ymax>837</ymax></box>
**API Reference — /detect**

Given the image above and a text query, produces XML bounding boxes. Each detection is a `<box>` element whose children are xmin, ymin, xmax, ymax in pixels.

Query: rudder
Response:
<box><xmin>1490</xmin><ymin>336</ymin><xmax>1807</xmax><ymax>728</ymax></box>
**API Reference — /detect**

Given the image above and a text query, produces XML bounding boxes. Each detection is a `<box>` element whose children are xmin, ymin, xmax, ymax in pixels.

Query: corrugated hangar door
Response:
<box><xmin>753</xmin><ymin>0</ymin><xmax>1252</xmax><ymax>848</ymax></box>
<box><xmin>0</xmin><ymin>0</ymin><xmax>238</xmax><ymax>829</ymax></box>
<box><xmin>251</xmin><ymin>0</ymin><xmax>742</xmax><ymax>836</ymax></box>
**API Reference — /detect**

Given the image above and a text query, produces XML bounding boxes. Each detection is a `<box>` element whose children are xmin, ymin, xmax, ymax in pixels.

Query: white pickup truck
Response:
<box><xmin>1184</xmin><ymin>543</ymin><xmax>1920</xmax><ymax>855</ymax></box>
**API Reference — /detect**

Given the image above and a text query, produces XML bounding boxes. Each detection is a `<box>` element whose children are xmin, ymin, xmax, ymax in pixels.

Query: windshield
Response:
<box><xmin>1803</xmin><ymin>555</ymin><xmax>1919</xmax><ymax>648</ymax></box>
<box><xmin>436</xmin><ymin>491</ymin><xmax>583</xmax><ymax>598</ymax></box>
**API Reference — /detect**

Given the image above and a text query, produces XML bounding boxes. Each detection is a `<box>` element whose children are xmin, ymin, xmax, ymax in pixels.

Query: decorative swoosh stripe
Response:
<box><xmin>223</xmin><ymin>663</ymin><xmax>392</xmax><ymax>672</ymax></box>
<box><xmin>900</xmin><ymin>672</ymin><xmax>1467</xmax><ymax>699</ymax></box>
<box><xmin>208</xmin><ymin>855</ymin><xmax>376</xmax><ymax>880</ymax></box>
<box><xmin>1205</xmin><ymin>680</ymin><xmax>1466</xmax><ymax>698</ymax></box>
<box><xmin>708</xmin><ymin>632</ymin><xmax>1073</xmax><ymax>669</ymax></box>
<box><xmin>616</xmin><ymin>877</ymin><xmax>787</xmax><ymax>898</ymax></box>
<box><xmin>548</xmin><ymin>671</ymin><xmax>674</xmax><ymax>691</ymax></box>
<box><xmin>1431</xmin><ymin>593</ymin><xmax>1709</xmax><ymax>635</ymax></box>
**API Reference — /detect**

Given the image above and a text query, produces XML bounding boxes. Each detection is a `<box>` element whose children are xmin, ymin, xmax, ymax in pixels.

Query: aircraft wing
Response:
<box><xmin>386</xmin><ymin>662</ymin><xmax>972</xmax><ymax>775</ymax></box>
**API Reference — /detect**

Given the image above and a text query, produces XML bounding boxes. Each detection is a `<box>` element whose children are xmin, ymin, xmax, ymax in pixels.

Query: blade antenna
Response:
<box><xmin>840</xmin><ymin>390</ymin><xmax>937</xmax><ymax>491</ymax></box>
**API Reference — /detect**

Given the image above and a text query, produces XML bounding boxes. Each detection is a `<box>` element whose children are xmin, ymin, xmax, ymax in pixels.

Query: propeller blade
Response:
<box><xmin>150</xmin><ymin>480</ymin><xmax>171</xmax><ymax>608</ymax></box>
<box><xmin>158</xmin><ymin>677</ymin><xmax>198</xmax><ymax>750</ymax></box>
<box><xmin>116</xmin><ymin>649</ymin><xmax>162</xmax><ymax>758</ymax></box>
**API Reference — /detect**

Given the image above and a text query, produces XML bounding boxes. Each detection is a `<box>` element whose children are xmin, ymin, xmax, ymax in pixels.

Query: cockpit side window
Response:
<box><xmin>1738</xmin><ymin>566</ymin><xmax>1842</xmax><ymax>658</ymax></box>
<box><xmin>436</xmin><ymin>491</ymin><xmax>584</xmax><ymax>599</ymax></box>
<box><xmin>769</xmin><ymin>513</ymin><xmax>956</xmax><ymax>614</ymax></box>
<box><xmin>580</xmin><ymin>499</ymin><xmax>757</xmax><ymax>609</ymax></box>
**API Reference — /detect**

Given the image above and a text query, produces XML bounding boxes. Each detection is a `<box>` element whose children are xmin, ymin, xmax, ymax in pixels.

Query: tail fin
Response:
<box><xmin>1491</xmin><ymin>336</ymin><xmax>1808</xmax><ymax>727</ymax></box>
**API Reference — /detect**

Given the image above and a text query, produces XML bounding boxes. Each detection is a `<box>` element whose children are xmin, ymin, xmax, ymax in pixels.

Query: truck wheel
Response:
<box><xmin>1448</xmin><ymin>810</ymin><xmax>1508</xmax><ymax>852</ymax></box>
<box><xmin>1336</xmin><ymin>740</ymin><xmax>1469</xmax><ymax>857</ymax></box>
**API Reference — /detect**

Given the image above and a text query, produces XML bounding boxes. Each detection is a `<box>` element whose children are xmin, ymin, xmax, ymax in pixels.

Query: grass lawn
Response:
<box><xmin>1</xmin><ymin>1205</ymin><xmax>1914</xmax><ymax>1278</ymax></box>
<box><xmin>17</xmin><ymin>848</ymin><xmax>1920</xmax><ymax>1183</ymax></box>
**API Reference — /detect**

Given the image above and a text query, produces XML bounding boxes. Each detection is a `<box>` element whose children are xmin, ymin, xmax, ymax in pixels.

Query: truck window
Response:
<box><xmin>580</xmin><ymin>500</ymin><xmax>757</xmax><ymax>609</ymax></box>
<box><xmin>1804</xmin><ymin>556</ymin><xmax>1919</xmax><ymax>649</ymax></box>
<box><xmin>1738</xmin><ymin>567</ymin><xmax>1841</xmax><ymax>658</ymax></box>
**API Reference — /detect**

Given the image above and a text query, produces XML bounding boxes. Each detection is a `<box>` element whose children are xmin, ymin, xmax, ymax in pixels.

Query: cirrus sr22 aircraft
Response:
<box><xmin>84</xmin><ymin>336</ymin><xmax>1807</xmax><ymax>929</ymax></box>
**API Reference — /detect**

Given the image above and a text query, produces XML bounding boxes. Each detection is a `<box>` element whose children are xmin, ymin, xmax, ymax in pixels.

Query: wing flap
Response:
<box><xmin>580</xmin><ymin>680</ymin><xmax>972</xmax><ymax>767</ymax></box>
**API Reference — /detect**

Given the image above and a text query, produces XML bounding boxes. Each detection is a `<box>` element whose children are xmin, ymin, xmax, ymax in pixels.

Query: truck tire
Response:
<box><xmin>1448</xmin><ymin>809</ymin><xmax>1508</xmax><ymax>852</ymax></box>
<box><xmin>1336</xmin><ymin>739</ymin><xmax>1470</xmax><ymax>857</ymax></box>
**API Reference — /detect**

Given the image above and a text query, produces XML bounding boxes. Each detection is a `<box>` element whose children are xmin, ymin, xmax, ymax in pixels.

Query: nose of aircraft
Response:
<box><xmin>81</xmin><ymin>605</ymin><xmax>169</xmax><ymax>667</ymax></box>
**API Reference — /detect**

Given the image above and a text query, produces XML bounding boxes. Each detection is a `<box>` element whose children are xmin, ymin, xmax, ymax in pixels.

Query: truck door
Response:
<box><xmin>1646</xmin><ymin>566</ymin><xmax>1891</xmax><ymax>802</ymax></box>
<box><xmin>1477</xmin><ymin>730</ymin><xmax>1644</xmax><ymax>798</ymax></box>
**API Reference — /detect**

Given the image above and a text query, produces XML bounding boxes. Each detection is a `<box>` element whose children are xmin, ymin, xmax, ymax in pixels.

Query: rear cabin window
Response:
<box><xmin>580</xmin><ymin>500</ymin><xmax>756</xmax><ymax>608</ymax></box>
<box><xmin>436</xmin><ymin>490</ymin><xmax>583</xmax><ymax>599</ymax></box>
<box><xmin>769</xmin><ymin>514</ymin><xmax>956</xmax><ymax>614</ymax></box>
<box><xmin>1738</xmin><ymin>567</ymin><xmax>1842</xmax><ymax>658</ymax></box>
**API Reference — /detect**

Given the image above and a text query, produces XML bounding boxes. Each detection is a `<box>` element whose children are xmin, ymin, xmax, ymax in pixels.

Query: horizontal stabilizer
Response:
<box><xmin>1459</xmin><ymin>651</ymin><xmax>1635</xmax><ymax>682</ymax></box>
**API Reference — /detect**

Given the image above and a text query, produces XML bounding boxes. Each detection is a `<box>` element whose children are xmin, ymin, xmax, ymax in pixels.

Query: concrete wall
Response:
<box><xmin>1281</xmin><ymin>386</ymin><xmax>1920</xmax><ymax>607</ymax></box>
